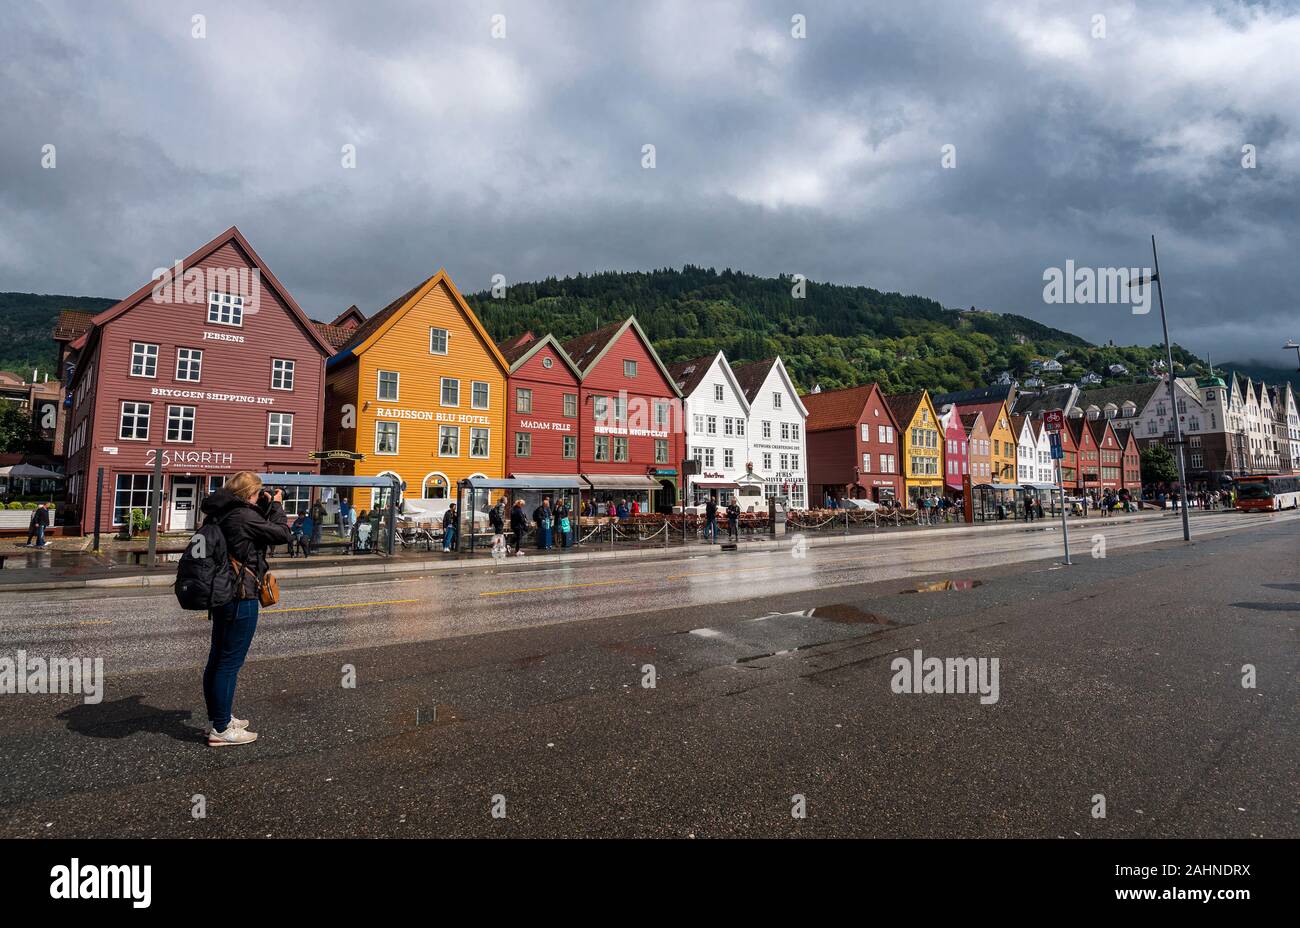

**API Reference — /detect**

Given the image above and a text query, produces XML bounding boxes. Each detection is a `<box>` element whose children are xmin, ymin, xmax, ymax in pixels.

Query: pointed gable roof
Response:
<box><xmin>335</xmin><ymin>269</ymin><xmax>508</xmax><ymax>374</ymax></box>
<box><xmin>802</xmin><ymin>382</ymin><xmax>890</xmax><ymax>432</ymax></box>
<box><xmin>961</xmin><ymin>400</ymin><xmax>1011</xmax><ymax>435</ymax></box>
<box><xmin>496</xmin><ymin>331</ymin><xmax>582</xmax><ymax>378</ymax></box>
<box><xmin>666</xmin><ymin>355</ymin><xmax>718</xmax><ymax>398</ymax></box>
<box><xmin>312</xmin><ymin>321</ymin><xmax>355</xmax><ymax>350</ymax></box>
<box><xmin>52</xmin><ymin>310</ymin><xmax>95</xmax><ymax>343</ymax></box>
<box><xmin>960</xmin><ymin>411</ymin><xmax>988</xmax><ymax>438</ymax></box>
<box><xmin>66</xmin><ymin>227</ymin><xmax>332</xmax><ymax>389</ymax></box>
<box><xmin>560</xmin><ymin>316</ymin><xmax>681</xmax><ymax>396</ymax></box>
<box><xmin>731</xmin><ymin>358</ymin><xmax>778</xmax><ymax>404</ymax></box>
<box><xmin>330</xmin><ymin>305</ymin><xmax>366</xmax><ymax>330</ymax></box>
<box><xmin>885</xmin><ymin>391</ymin><xmax>925</xmax><ymax>429</ymax></box>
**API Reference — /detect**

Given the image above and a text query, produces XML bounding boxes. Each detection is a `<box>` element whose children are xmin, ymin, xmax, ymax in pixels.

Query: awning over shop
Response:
<box><xmin>581</xmin><ymin>474</ymin><xmax>662</xmax><ymax>490</ymax></box>
<box><xmin>1021</xmin><ymin>483</ymin><xmax>1060</xmax><ymax>492</ymax></box>
<box><xmin>462</xmin><ymin>476</ymin><xmax>584</xmax><ymax>490</ymax></box>
<box><xmin>692</xmin><ymin>479</ymin><xmax>740</xmax><ymax>489</ymax></box>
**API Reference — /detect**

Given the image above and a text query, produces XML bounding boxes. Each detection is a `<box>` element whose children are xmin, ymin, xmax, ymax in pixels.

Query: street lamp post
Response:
<box><xmin>1285</xmin><ymin>340</ymin><xmax>1300</xmax><ymax>372</ymax></box>
<box><xmin>1136</xmin><ymin>236</ymin><xmax>1191</xmax><ymax>542</ymax></box>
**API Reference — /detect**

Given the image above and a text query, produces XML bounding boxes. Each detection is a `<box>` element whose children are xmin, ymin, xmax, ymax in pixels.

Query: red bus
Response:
<box><xmin>1234</xmin><ymin>475</ymin><xmax>1300</xmax><ymax>511</ymax></box>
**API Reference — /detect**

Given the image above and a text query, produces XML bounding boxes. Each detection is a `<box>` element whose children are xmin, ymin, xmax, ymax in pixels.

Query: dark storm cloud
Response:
<box><xmin>1</xmin><ymin>0</ymin><xmax>1297</xmax><ymax>363</ymax></box>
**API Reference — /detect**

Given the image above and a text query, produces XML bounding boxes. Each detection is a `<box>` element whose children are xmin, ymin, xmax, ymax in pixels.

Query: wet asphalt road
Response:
<box><xmin>0</xmin><ymin>510</ymin><xmax>1295</xmax><ymax>837</ymax></box>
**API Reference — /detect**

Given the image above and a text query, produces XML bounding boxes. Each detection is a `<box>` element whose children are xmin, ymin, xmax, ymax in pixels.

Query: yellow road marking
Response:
<box><xmin>265</xmin><ymin>598</ymin><xmax>419</xmax><ymax>614</ymax></box>
<box><xmin>480</xmin><ymin>579</ymin><xmax>625</xmax><ymax>597</ymax></box>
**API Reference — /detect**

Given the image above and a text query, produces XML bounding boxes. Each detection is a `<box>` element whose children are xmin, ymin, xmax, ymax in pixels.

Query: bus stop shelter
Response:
<box><xmin>456</xmin><ymin>475</ymin><xmax>585</xmax><ymax>553</ymax></box>
<box><xmin>256</xmin><ymin>473</ymin><xmax>403</xmax><ymax>555</ymax></box>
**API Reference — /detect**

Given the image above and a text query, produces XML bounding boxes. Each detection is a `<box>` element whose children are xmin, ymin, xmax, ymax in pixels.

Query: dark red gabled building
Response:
<box><xmin>802</xmin><ymin>382</ymin><xmax>903</xmax><ymax>505</ymax></box>
<box><xmin>1067</xmin><ymin>416</ymin><xmax>1101</xmax><ymax>493</ymax></box>
<box><xmin>500</xmin><ymin>331</ymin><xmax>583</xmax><ymax>493</ymax></box>
<box><xmin>561</xmin><ymin>317</ymin><xmax>684</xmax><ymax>512</ymax></box>
<box><xmin>60</xmin><ymin>226</ymin><xmax>334</xmax><ymax>536</ymax></box>
<box><xmin>1091</xmin><ymin>418</ymin><xmax>1124</xmax><ymax>491</ymax></box>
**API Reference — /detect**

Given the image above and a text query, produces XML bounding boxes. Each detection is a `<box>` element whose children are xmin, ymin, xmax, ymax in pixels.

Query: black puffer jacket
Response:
<box><xmin>200</xmin><ymin>488</ymin><xmax>292</xmax><ymax>600</ymax></box>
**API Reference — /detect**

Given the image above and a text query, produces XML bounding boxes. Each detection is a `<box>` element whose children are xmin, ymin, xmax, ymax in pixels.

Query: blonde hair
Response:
<box><xmin>225</xmin><ymin>471</ymin><xmax>264</xmax><ymax>502</ymax></box>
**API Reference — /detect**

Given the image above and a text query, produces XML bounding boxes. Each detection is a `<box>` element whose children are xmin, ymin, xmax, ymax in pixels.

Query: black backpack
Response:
<box><xmin>173</xmin><ymin>516</ymin><xmax>237</xmax><ymax>611</ymax></box>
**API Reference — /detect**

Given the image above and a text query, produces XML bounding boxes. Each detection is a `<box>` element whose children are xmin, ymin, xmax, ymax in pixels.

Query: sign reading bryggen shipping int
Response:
<box><xmin>59</xmin><ymin>226</ymin><xmax>335</xmax><ymax>536</ymax></box>
<box><xmin>324</xmin><ymin>269</ymin><xmax>509</xmax><ymax>510</ymax></box>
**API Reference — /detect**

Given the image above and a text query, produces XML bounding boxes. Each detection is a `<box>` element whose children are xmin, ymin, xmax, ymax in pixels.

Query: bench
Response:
<box><xmin>127</xmin><ymin>547</ymin><xmax>187</xmax><ymax>566</ymax></box>
<box><xmin>272</xmin><ymin>538</ymin><xmax>354</xmax><ymax>557</ymax></box>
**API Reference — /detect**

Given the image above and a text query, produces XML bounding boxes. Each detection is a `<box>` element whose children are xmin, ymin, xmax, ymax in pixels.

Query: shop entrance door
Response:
<box><xmin>169</xmin><ymin>478</ymin><xmax>198</xmax><ymax>532</ymax></box>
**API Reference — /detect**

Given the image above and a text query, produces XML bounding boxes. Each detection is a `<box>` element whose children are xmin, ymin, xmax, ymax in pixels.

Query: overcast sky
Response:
<box><xmin>2</xmin><ymin>0</ymin><xmax>1297</xmax><ymax>364</ymax></box>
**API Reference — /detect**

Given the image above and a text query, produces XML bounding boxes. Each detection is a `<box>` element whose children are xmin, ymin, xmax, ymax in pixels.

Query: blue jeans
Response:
<box><xmin>35</xmin><ymin>524</ymin><xmax>46</xmax><ymax>546</ymax></box>
<box><xmin>705</xmin><ymin>518</ymin><xmax>717</xmax><ymax>542</ymax></box>
<box><xmin>203</xmin><ymin>598</ymin><xmax>260</xmax><ymax>731</ymax></box>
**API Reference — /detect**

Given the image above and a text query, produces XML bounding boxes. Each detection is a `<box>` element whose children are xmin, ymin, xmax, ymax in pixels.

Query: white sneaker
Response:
<box><xmin>208</xmin><ymin>726</ymin><xmax>258</xmax><ymax>747</ymax></box>
<box><xmin>228</xmin><ymin>715</ymin><xmax>249</xmax><ymax>731</ymax></box>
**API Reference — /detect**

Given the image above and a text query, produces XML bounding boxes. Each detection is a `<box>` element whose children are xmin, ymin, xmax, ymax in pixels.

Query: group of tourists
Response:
<box><xmin>581</xmin><ymin>497</ymin><xmax>640</xmax><ymax>519</ymax></box>
<box><xmin>483</xmin><ymin>496</ymin><xmax>574</xmax><ymax>557</ymax></box>
<box><xmin>701</xmin><ymin>495</ymin><xmax>742</xmax><ymax>543</ymax></box>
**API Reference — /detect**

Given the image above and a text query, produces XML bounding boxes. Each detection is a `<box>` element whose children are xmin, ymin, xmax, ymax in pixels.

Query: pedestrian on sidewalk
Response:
<box><xmin>489</xmin><ymin>499</ymin><xmax>506</xmax><ymax>555</ymax></box>
<box><xmin>289</xmin><ymin>513</ymin><xmax>305</xmax><ymax>557</ymax></box>
<box><xmin>726</xmin><ymin>497</ymin><xmax>740</xmax><ymax>541</ymax></box>
<box><xmin>201</xmin><ymin>471</ymin><xmax>291</xmax><ymax>748</ymax></box>
<box><xmin>509</xmin><ymin>500</ymin><xmax>528</xmax><ymax>555</ymax></box>
<box><xmin>704</xmin><ymin>495</ymin><xmax>719</xmax><ymax>543</ymax></box>
<box><xmin>26</xmin><ymin>503</ymin><xmax>51</xmax><ymax>547</ymax></box>
<box><xmin>555</xmin><ymin>498</ymin><xmax>572</xmax><ymax>549</ymax></box>
<box><xmin>298</xmin><ymin>509</ymin><xmax>315</xmax><ymax>556</ymax></box>
<box><xmin>534</xmin><ymin>497</ymin><xmax>553</xmax><ymax>550</ymax></box>
<box><xmin>442</xmin><ymin>503</ymin><xmax>459</xmax><ymax>552</ymax></box>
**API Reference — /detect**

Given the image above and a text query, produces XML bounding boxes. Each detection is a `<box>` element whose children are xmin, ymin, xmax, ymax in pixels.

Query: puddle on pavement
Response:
<box><xmin>811</xmin><ymin>603</ymin><xmax>895</xmax><ymax>625</ymax></box>
<box><xmin>900</xmin><ymin>579</ymin><xmax>984</xmax><ymax>594</ymax></box>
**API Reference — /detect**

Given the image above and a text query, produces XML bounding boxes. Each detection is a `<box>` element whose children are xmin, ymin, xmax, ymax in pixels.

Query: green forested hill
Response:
<box><xmin>1</xmin><ymin>268</ymin><xmax>1218</xmax><ymax>395</ymax></box>
<box><xmin>464</xmin><ymin>266</ymin><xmax>1205</xmax><ymax>394</ymax></box>
<box><xmin>0</xmin><ymin>292</ymin><xmax>117</xmax><ymax>379</ymax></box>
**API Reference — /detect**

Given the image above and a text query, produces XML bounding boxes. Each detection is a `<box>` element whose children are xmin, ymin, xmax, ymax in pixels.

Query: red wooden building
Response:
<box><xmin>802</xmin><ymin>382</ymin><xmax>903</xmax><ymax>505</ymax></box>
<box><xmin>939</xmin><ymin>402</ymin><xmax>968</xmax><ymax>498</ymax></box>
<box><xmin>499</xmin><ymin>331</ymin><xmax>583</xmax><ymax>501</ymax></box>
<box><xmin>60</xmin><ymin>227</ymin><xmax>334</xmax><ymax>536</ymax></box>
<box><xmin>1115</xmin><ymin>427</ymin><xmax>1142</xmax><ymax>491</ymax></box>
<box><xmin>1055</xmin><ymin>416</ymin><xmax>1080</xmax><ymax>491</ymax></box>
<box><xmin>560</xmin><ymin>318</ymin><xmax>684</xmax><ymax>512</ymax></box>
<box><xmin>1091</xmin><ymin>418</ymin><xmax>1125</xmax><ymax>492</ymax></box>
<box><xmin>1067</xmin><ymin>417</ymin><xmax>1101</xmax><ymax>493</ymax></box>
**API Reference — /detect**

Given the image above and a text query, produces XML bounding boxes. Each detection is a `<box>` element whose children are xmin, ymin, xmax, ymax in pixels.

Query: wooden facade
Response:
<box><xmin>803</xmin><ymin>382</ymin><xmax>903</xmax><ymax>505</ymax></box>
<box><xmin>324</xmin><ymin>271</ymin><xmax>508</xmax><ymax>509</ymax></box>
<box><xmin>61</xmin><ymin>227</ymin><xmax>333</xmax><ymax>535</ymax></box>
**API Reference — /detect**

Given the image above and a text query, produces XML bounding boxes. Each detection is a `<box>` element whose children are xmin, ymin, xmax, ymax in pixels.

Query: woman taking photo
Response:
<box><xmin>199</xmin><ymin>471</ymin><xmax>292</xmax><ymax>747</ymax></box>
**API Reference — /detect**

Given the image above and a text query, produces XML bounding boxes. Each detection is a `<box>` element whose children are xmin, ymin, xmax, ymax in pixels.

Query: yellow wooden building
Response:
<box><xmin>963</xmin><ymin>400</ymin><xmax>1018</xmax><ymax>485</ymax></box>
<box><xmin>324</xmin><ymin>270</ymin><xmax>508</xmax><ymax>509</ymax></box>
<box><xmin>885</xmin><ymin>390</ymin><xmax>945</xmax><ymax>504</ymax></box>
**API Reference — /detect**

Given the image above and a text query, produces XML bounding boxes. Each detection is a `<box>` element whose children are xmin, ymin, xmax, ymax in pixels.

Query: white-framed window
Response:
<box><xmin>472</xmin><ymin>381</ymin><xmax>490</xmax><ymax>409</ymax></box>
<box><xmin>207</xmin><ymin>291</ymin><xmax>243</xmax><ymax>326</ymax></box>
<box><xmin>702</xmin><ymin>447</ymin><xmax>714</xmax><ymax>467</ymax></box>
<box><xmin>268</xmin><ymin>412</ymin><xmax>293</xmax><ymax>447</ymax></box>
<box><xmin>736</xmin><ymin>418</ymin><xmax>745</xmax><ymax>436</ymax></box>
<box><xmin>271</xmin><ymin>358</ymin><xmax>295</xmax><ymax>391</ymax></box>
<box><xmin>119</xmin><ymin>401</ymin><xmax>150</xmax><ymax>440</ymax></box>
<box><xmin>791</xmin><ymin>453</ymin><xmax>800</xmax><ymax>469</ymax></box>
<box><xmin>441</xmin><ymin>377</ymin><xmax>459</xmax><ymax>406</ymax></box>
<box><xmin>863</xmin><ymin>452</ymin><xmax>872</xmax><ymax>472</ymax></box>
<box><xmin>724</xmin><ymin>417</ymin><xmax>734</xmax><ymax>436</ymax></box>
<box><xmin>763</xmin><ymin>420</ymin><xmax>772</xmax><ymax>439</ymax></box>
<box><xmin>516</xmin><ymin>387</ymin><xmax>532</xmax><ymax>414</ymax></box>
<box><xmin>655</xmin><ymin>438</ymin><xmax>668</xmax><ymax>464</ymax></box>
<box><xmin>792</xmin><ymin>423</ymin><xmax>800</xmax><ymax>440</ymax></box>
<box><xmin>707</xmin><ymin>415</ymin><xmax>717</xmax><ymax>435</ymax></box>
<box><xmin>781</xmin><ymin>422</ymin><xmax>790</xmax><ymax>440</ymax></box>
<box><xmin>438</xmin><ymin>425</ymin><xmax>459</xmax><ymax>456</ymax></box>
<box><xmin>780</xmin><ymin>453</ymin><xmax>789</xmax><ymax>470</ymax></box>
<box><xmin>613</xmin><ymin>436</ymin><xmax>629</xmax><ymax>462</ymax></box>
<box><xmin>593</xmin><ymin>396</ymin><xmax>609</xmax><ymax>423</ymax></box>
<box><xmin>724</xmin><ymin>448</ymin><xmax>734</xmax><ymax>468</ymax></box>
<box><xmin>594</xmin><ymin>435</ymin><xmax>610</xmax><ymax>461</ymax></box>
<box><xmin>470</xmin><ymin>427</ymin><xmax>489</xmax><ymax>458</ymax></box>
<box><xmin>375</xmin><ymin>420</ymin><xmax>399</xmax><ymax>454</ymax></box>
<box><xmin>175</xmin><ymin>347</ymin><xmax>202</xmax><ymax>382</ymax></box>
<box><xmin>429</xmin><ymin>327</ymin><xmax>449</xmax><ymax>354</ymax></box>
<box><xmin>113</xmin><ymin>473</ymin><xmax>155</xmax><ymax>526</ymax></box>
<box><xmin>377</xmin><ymin>370</ymin><xmax>399</xmax><ymax>401</ymax></box>
<box><xmin>773</xmin><ymin>392</ymin><xmax>782</xmax><ymax>409</ymax></box>
<box><xmin>165</xmin><ymin>405</ymin><xmax>195</xmax><ymax>443</ymax></box>
<box><xmin>130</xmin><ymin>342</ymin><xmax>158</xmax><ymax>378</ymax></box>
<box><xmin>763</xmin><ymin>452</ymin><xmax>772</xmax><ymax>470</ymax></box>
<box><xmin>563</xmin><ymin>393</ymin><xmax>578</xmax><ymax>418</ymax></box>
<box><xmin>624</xmin><ymin>359</ymin><xmax>638</xmax><ymax>378</ymax></box>
<box><xmin>516</xmin><ymin>431</ymin><xmax>532</xmax><ymax>456</ymax></box>
<box><xmin>714</xmin><ymin>384</ymin><xmax>724</xmax><ymax>402</ymax></box>
<box><xmin>694</xmin><ymin>414</ymin><xmax>704</xmax><ymax>434</ymax></box>
<box><xmin>564</xmin><ymin>435</ymin><xmax>578</xmax><ymax>459</ymax></box>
